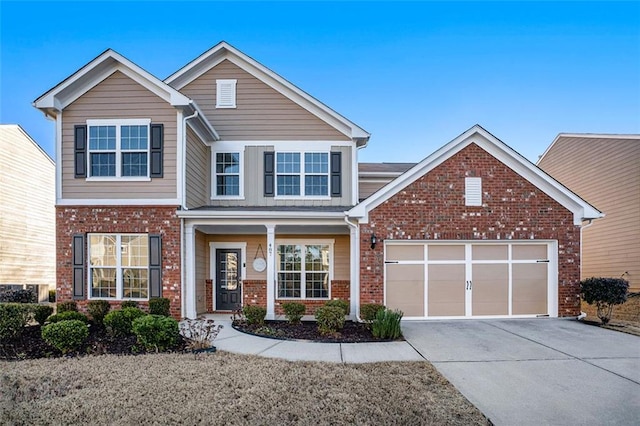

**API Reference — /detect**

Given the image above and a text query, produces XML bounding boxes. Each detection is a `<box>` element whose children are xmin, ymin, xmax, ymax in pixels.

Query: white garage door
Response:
<box><xmin>384</xmin><ymin>241</ymin><xmax>557</xmax><ymax>319</ymax></box>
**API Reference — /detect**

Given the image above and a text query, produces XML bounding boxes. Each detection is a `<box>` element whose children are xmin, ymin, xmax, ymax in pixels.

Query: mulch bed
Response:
<box><xmin>232</xmin><ymin>320</ymin><xmax>401</xmax><ymax>343</ymax></box>
<box><xmin>0</xmin><ymin>324</ymin><xmax>187</xmax><ymax>361</ymax></box>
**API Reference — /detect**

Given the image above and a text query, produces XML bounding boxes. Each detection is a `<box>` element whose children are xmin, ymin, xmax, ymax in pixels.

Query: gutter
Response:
<box><xmin>577</xmin><ymin>218</ymin><xmax>596</xmax><ymax>320</ymax></box>
<box><xmin>344</xmin><ymin>215</ymin><xmax>363</xmax><ymax>322</ymax></box>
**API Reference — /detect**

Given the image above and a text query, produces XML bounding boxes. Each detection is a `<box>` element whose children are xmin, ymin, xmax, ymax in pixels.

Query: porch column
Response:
<box><xmin>184</xmin><ymin>223</ymin><xmax>197</xmax><ymax>319</ymax></box>
<box><xmin>349</xmin><ymin>223</ymin><xmax>359</xmax><ymax>320</ymax></box>
<box><xmin>265</xmin><ymin>224</ymin><xmax>276</xmax><ymax>320</ymax></box>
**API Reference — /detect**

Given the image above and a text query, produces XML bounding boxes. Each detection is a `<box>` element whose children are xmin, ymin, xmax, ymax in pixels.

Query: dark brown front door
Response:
<box><xmin>216</xmin><ymin>249</ymin><xmax>241</xmax><ymax>311</ymax></box>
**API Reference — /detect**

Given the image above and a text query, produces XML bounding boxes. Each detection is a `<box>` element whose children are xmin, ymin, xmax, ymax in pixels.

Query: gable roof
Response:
<box><xmin>165</xmin><ymin>41</ymin><xmax>370</xmax><ymax>146</ymax></box>
<box><xmin>537</xmin><ymin>133</ymin><xmax>640</xmax><ymax>165</ymax></box>
<box><xmin>348</xmin><ymin>125</ymin><xmax>603</xmax><ymax>225</ymax></box>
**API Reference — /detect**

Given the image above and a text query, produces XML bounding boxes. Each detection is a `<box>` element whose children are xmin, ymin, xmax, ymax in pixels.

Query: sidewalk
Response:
<box><xmin>207</xmin><ymin>315</ymin><xmax>424</xmax><ymax>364</ymax></box>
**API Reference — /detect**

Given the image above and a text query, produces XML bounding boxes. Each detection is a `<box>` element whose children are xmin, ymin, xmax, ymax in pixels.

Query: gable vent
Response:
<box><xmin>216</xmin><ymin>79</ymin><xmax>237</xmax><ymax>108</ymax></box>
<box><xmin>465</xmin><ymin>177</ymin><xmax>482</xmax><ymax>206</ymax></box>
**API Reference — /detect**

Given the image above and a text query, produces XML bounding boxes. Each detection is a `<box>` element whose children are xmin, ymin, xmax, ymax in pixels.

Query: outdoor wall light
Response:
<box><xmin>371</xmin><ymin>234</ymin><xmax>377</xmax><ymax>249</ymax></box>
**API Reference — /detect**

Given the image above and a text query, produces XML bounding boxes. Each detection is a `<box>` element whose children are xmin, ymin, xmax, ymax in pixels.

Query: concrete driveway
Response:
<box><xmin>402</xmin><ymin>319</ymin><xmax>640</xmax><ymax>426</ymax></box>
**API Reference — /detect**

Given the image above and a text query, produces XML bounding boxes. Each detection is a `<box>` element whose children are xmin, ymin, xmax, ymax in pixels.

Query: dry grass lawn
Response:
<box><xmin>1</xmin><ymin>351</ymin><xmax>489</xmax><ymax>425</ymax></box>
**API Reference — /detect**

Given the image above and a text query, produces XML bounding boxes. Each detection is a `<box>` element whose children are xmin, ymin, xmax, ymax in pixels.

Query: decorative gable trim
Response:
<box><xmin>165</xmin><ymin>41</ymin><xmax>370</xmax><ymax>145</ymax></box>
<box><xmin>348</xmin><ymin>125</ymin><xmax>603</xmax><ymax>225</ymax></box>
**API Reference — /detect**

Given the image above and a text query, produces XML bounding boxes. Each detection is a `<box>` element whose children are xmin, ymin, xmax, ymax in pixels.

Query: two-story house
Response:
<box><xmin>34</xmin><ymin>42</ymin><xmax>601</xmax><ymax>320</ymax></box>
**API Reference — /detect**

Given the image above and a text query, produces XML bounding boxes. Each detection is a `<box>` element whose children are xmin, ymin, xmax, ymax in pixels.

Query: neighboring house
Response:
<box><xmin>358</xmin><ymin>163</ymin><xmax>415</xmax><ymax>201</ymax></box>
<box><xmin>33</xmin><ymin>42</ymin><xmax>601</xmax><ymax>319</ymax></box>
<box><xmin>0</xmin><ymin>125</ymin><xmax>55</xmax><ymax>301</ymax></box>
<box><xmin>537</xmin><ymin>134</ymin><xmax>640</xmax><ymax>292</ymax></box>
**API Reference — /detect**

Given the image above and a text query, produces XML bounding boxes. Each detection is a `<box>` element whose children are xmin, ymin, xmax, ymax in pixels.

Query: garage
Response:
<box><xmin>384</xmin><ymin>241</ymin><xmax>557</xmax><ymax>319</ymax></box>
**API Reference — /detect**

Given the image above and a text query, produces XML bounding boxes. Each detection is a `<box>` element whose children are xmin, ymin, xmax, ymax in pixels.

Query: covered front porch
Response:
<box><xmin>179</xmin><ymin>211</ymin><xmax>357</xmax><ymax>320</ymax></box>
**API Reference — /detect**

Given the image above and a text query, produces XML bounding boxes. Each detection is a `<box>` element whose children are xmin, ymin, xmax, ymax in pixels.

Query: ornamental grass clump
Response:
<box><xmin>41</xmin><ymin>320</ymin><xmax>89</xmax><ymax>354</ymax></box>
<box><xmin>243</xmin><ymin>305</ymin><xmax>266</xmax><ymax>325</ymax></box>
<box><xmin>87</xmin><ymin>300</ymin><xmax>111</xmax><ymax>325</ymax></box>
<box><xmin>132</xmin><ymin>315</ymin><xmax>180</xmax><ymax>352</ymax></box>
<box><xmin>372</xmin><ymin>308</ymin><xmax>403</xmax><ymax>340</ymax></box>
<box><xmin>282</xmin><ymin>302</ymin><xmax>306</xmax><ymax>324</ymax></box>
<box><xmin>315</xmin><ymin>306</ymin><xmax>345</xmax><ymax>335</ymax></box>
<box><xmin>581</xmin><ymin>277</ymin><xmax>629</xmax><ymax>325</ymax></box>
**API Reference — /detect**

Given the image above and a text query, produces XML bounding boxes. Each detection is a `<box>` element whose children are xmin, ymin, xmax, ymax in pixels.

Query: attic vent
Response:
<box><xmin>216</xmin><ymin>79</ymin><xmax>237</xmax><ymax>108</ymax></box>
<box><xmin>465</xmin><ymin>177</ymin><xmax>482</xmax><ymax>206</ymax></box>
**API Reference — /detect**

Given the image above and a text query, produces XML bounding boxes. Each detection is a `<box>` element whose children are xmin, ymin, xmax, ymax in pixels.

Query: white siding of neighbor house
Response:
<box><xmin>62</xmin><ymin>71</ymin><xmax>178</xmax><ymax>200</ymax></box>
<box><xmin>0</xmin><ymin>125</ymin><xmax>56</xmax><ymax>290</ymax></box>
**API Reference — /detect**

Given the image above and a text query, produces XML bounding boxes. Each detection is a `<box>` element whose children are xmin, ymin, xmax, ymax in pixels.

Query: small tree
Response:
<box><xmin>581</xmin><ymin>277</ymin><xmax>629</xmax><ymax>325</ymax></box>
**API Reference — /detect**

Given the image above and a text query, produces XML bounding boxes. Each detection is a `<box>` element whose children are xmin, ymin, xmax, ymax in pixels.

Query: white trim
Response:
<box><xmin>86</xmin><ymin>177</ymin><xmax>151</xmax><ymax>182</ymax></box>
<box><xmin>266</xmin><ymin>225</ymin><xmax>276</xmax><ymax>320</ymax></box>
<box><xmin>210</xmin><ymin>140</ymin><xmax>353</xmax><ymax>150</ymax></box>
<box><xmin>209</xmin><ymin>242</ymin><xmax>247</xmax><ymax>311</ymax></box>
<box><xmin>349</xmin><ymin>125</ymin><xmax>603</xmax><ymax>225</ymax></box>
<box><xmin>56</xmin><ymin>198</ymin><xmax>180</xmax><ymax>206</ymax></box>
<box><xmin>211</xmin><ymin>149</ymin><xmax>245</xmax><ymax>199</ymax></box>
<box><xmin>351</xmin><ymin>144</ymin><xmax>358</xmax><ymax>203</ymax></box>
<box><xmin>177</xmin><ymin>210</ymin><xmax>345</xmax><ymax>220</ymax></box>
<box><xmin>184</xmin><ymin>224</ymin><xmax>197</xmax><ymax>318</ymax></box>
<box><xmin>56</xmin><ymin>111</ymin><xmax>63</xmax><ymax>201</ymax></box>
<box><xmin>177</xmin><ymin>109</ymin><xmax>185</xmax><ymax>208</ymax></box>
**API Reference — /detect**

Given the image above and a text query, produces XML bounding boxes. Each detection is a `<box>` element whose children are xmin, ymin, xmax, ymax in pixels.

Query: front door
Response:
<box><xmin>215</xmin><ymin>249</ymin><xmax>241</xmax><ymax>311</ymax></box>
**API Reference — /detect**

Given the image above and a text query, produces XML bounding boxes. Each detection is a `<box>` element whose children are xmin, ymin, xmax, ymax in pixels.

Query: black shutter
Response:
<box><xmin>264</xmin><ymin>151</ymin><xmax>275</xmax><ymax>197</ymax></box>
<box><xmin>330</xmin><ymin>151</ymin><xmax>342</xmax><ymax>197</ymax></box>
<box><xmin>150</xmin><ymin>124</ymin><xmax>163</xmax><ymax>178</ymax></box>
<box><xmin>149</xmin><ymin>234</ymin><xmax>162</xmax><ymax>298</ymax></box>
<box><xmin>72</xmin><ymin>234</ymin><xmax>85</xmax><ymax>300</ymax></box>
<box><xmin>74</xmin><ymin>125</ymin><xmax>87</xmax><ymax>178</ymax></box>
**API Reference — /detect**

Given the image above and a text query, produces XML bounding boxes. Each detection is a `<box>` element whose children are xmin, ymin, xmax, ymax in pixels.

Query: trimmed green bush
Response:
<box><xmin>56</xmin><ymin>301</ymin><xmax>78</xmax><ymax>313</ymax></box>
<box><xmin>0</xmin><ymin>303</ymin><xmax>31</xmax><ymax>340</ymax></box>
<box><xmin>282</xmin><ymin>302</ymin><xmax>306</xmax><ymax>324</ymax></box>
<box><xmin>0</xmin><ymin>289</ymin><xmax>36</xmax><ymax>303</ymax></box>
<box><xmin>581</xmin><ymin>277</ymin><xmax>629</xmax><ymax>325</ymax></box>
<box><xmin>372</xmin><ymin>309</ymin><xmax>403</xmax><ymax>339</ymax></box>
<box><xmin>325</xmin><ymin>299</ymin><xmax>349</xmax><ymax>315</ymax></box>
<box><xmin>132</xmin><ymin>315</ymin><xmax>180</xmax><ymax>352</ymax></box>
<box><xmin>360</xmin><ymin>303</ymin><xmax>385</xmax><ymax>322</ymax></box>
<box><xmin>121</xmin><ymin>300</ymin><xmax>139</xmax><ymax>309</ymax></box>
<box><xmin>87</xmin><ymin>300</ymin><xmax>111</xmax><ymax>324</ymax></box>
<box><xmin>315</xmin><ymin>306</ymin><xmax>345</xmax><ymax>335</ymax></box>
<box><xmin>103</xmin><ymin>307</ymin><xmax>146</xmax><ymax>336</ymax></box>
<box><xmin>41</xmin><ymin>320</ymin><xmax>89</xmax><ymax>354</ymax></box>
<box><xmin>33</xmin><ymin>305</ymin><xmax>54</xmax><ymax>326</ymax></box>
<box><xmin>243</xmin><ymin>305</ymin><xmax>267</xmax><ymax>325</ymax></box>
<box><xmin>47</xmin><ymin>311</ymin><xmax>88</xmax><ymax>324</ymax></box>
<box><xmin>149</xmin><ymin>297</ymin><xmax>171</xmax><ymax>317</ymax></box>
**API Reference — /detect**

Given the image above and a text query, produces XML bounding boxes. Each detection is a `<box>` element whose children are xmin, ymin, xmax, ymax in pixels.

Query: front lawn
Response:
<box><xmin>1</xmin><ymin>351</ymin><xmax>490</xmax><ymax>425</ymax></box>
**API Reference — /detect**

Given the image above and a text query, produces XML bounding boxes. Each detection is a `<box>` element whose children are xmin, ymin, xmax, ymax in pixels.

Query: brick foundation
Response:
<box><xmin>360</xmin><ymin>143</ymin><xmax>582</xmax><ymax>317</ymax></box>
<box><xmin>56</xmin><ymin>205</ymin><xmax>182</xmax><ymax>318</ymax></box>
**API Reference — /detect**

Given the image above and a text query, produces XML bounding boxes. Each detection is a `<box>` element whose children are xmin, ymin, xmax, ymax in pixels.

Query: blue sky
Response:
<box><xmin>1</xmin><ymin>1</ymin><xmax>639</xmax><ymax>163</ymax></box>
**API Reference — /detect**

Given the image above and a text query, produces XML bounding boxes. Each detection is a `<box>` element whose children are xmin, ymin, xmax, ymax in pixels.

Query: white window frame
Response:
<box><xmin>216</xmin><ymin>79</ymin><xmax>237</xmax><ymax>108</ymax></box>
<box><xmin>465</xmin><ymin>177</ymin><xmax>482</xmax><ymax>206</ymax></box>
<box><xmin>87</xmin><ymin>233</ymin><xmax>150</xmax><ymax>301</ymax></box>
<box><xmin>275</xmin><ymin>151</ymin><xmax>330</xmax><ymax>200</ymax></box>
<box><xmin>211</xmin><ymin>149</ymin><xmax>244</xmax><ymax>199</ymax></box>
<box><xmin>86</xmin><ymin>118</ymin><xmax>151</xmax><ymax>181</ymax></box>
<box><xmin>276</xmin><ymin>239</ymin><xmax>334</xmax><ymax>300</ymax></box>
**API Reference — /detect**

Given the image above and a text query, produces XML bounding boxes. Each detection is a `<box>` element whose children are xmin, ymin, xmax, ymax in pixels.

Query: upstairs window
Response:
<box><xmin>276</xmin><ymin>152</ymin><xmax>329</xmax><ymax>197</ymax></box>
<box><xmin>87</xmin><ymin>119</ymin><xmax>151</xmax><ymax>179</ymax></box>
<box><xmin>216</xmin><ymin>79</ymin><xmax>237</xmax><ymax>108</ymax></box>
<box><xmin>214</xmin><ymin>152</ymin><xmax>242</xmax><ymax>197</ymax></box>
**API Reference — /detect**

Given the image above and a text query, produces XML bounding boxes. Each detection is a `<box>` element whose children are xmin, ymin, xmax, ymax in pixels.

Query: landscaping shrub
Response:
<box><xmin>372</xmin><ymin>308</ymin><xmax>403</xmax><ymax>339</ymax></box>
<box><xmin>33</xmin><ymin>305</ymin><xmax>54</xmax><ymax>326</ymax></box>
<box><xmin>581</xmin><ymin>277</ymin><xmax>629</xmax><ymax>325</ymax></box>
<box><xmin>121</xmin><ymin>300</ymin><xmax>139</xmax><ymax>309</ymax></box>
<box><xmin>0</xmin><ymin>288</ymin><xmax>36</xmax><ymax>303</ymax></box>
<box><xmin>41</xmin><ymin>320</ymin><xmax>89</xmax><ymax>354</ymax></box>
<box><xmin>132</xmin><ymin>315</ymin><xmax>180</xmax><ymax>352</ymax></box>
<box><xmin>47</xmin><ymin>311</ymin><xmax>88</xmax><ymax>324</ymax></box>
<box><xmin>48</xmin><ymin>289</ymin><xmax>56</xmax><ymax>303</ymax></box>
<box><xmin>87</xmin><ymin>300</ymin><xmax>111</xmax><ymax>324</ymax></box>
<box><xmin>0</xmin><ymin>303</ymin><xmax>31</xmax><ymax>340</ymax></box>
<box><xmin>315</xmin><ymin>306</ymin><xmax>345</xmax><ymax>335</ymax></box>
<box><xmin>149</xmin><ymin>297</ymin><xmax>171</xmax><ymax>317</ymax></box>
<box><xmin>56</xmin><ymin>301</ymin><xmax>78</xmax><ymax>313</ymax></box>
<box><xmin>360</xmin><ymin>303</ymin><xmax>385</xmax><ymax>322</ymax></box>
<box><xmin>325</xmin><ymin>299</ymin><xmax>349</xmax><ymax>315</ymax></box>
<box><xmin>103</xmin><ymin>307</ymin><xmax>146</xmax><ymax>336</ymax></box>
<box><xmin>243</xmin><ymin>305</ymin><xmax>266</xmax><ymax>325</ymax></box>
<box><xmin>282</xmin><ymin>302</ymin><xmax>306</xmax><ymax>324</ymax></box>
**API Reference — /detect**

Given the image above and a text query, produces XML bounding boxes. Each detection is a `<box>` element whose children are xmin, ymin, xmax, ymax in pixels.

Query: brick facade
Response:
<box><xmin>359</xmin><ymin>143</ymin><xmax>582</xmax><ymax>317</ymax></box>
<box><xmin>56</xmin><ymin>205</ymin><xmax>182</xmax><ymax>318</ymax></box>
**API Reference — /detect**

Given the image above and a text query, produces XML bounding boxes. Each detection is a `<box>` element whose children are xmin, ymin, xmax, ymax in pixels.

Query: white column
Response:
<box><xmin>184</xmin><ymin>223</ymin><xmax>197</xmax><ymax>319</ymax></box>
<box><xmin>265</xmin><ymin>224</ymin><xmax>276</xmax><ymax>320</ymax></box>
<box><xmin>348</xmin><ymin>222</ymin><xmax>359</xmax><ymax>320</ymax></box>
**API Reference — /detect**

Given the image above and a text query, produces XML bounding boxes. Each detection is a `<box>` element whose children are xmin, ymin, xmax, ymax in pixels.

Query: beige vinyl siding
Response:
<box><xmin>185</xmin><ymin>126</ymin><xmax>209</xmax><ymax>208</ymax></box>
<box><xmin>181</xmin><ymin>60</ymin><xmax>349</xmax><ymax>141</ymax></box>
<box><xmin>0</xmin><ymin>125</ymin><xmax>55</xmax><ymax>288</ymax></box>
<box><xmin>538</xmin><ymin>137</ymin><xmax>640</xmax><ymax>291</ymax></box>
<box><xmin>62</xmin><ymin>71</ymin><xmax>178</xmax><ymax>199</ymax></box>
<box><xmin>195</xmin><ymin>230</ymin><xmax>208</xmax><ymax>314</ymax></box>
<box><xmin>210</xmin><ymin>145</ymin><xmax>353</xmax><ymax>206</ymax></box>
<box><xmin>359</xmin><ymin>178</ymin><xmax>393</xmax><ymax>200</ymax></box>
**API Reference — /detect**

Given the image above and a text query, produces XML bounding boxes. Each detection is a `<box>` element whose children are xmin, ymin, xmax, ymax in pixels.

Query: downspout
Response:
<box><xmin>344</xmin><ymin>215</ymin><xmax>363</xmax><ymax>322</ymax></box>
<box><xmin>577</xmin><ymin>219</ymin><xmax>595</xmax><ymax>320</ymax></box>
